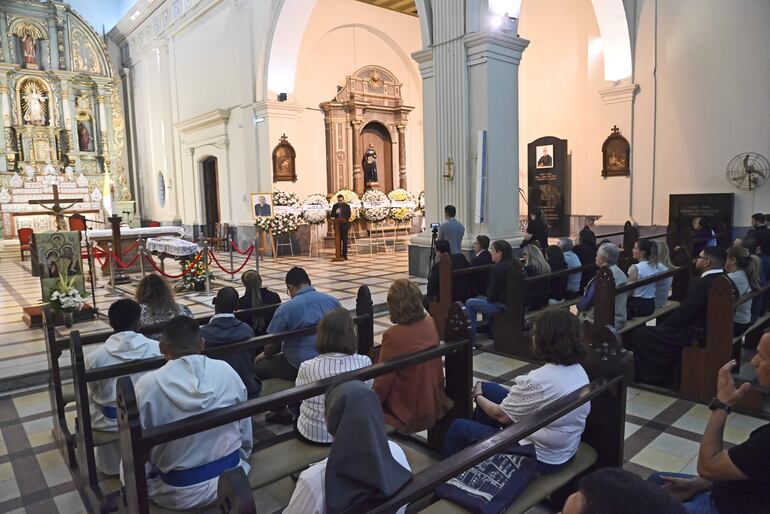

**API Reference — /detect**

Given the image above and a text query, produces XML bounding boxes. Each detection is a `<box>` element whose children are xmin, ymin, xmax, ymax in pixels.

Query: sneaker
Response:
<box><xmin>265</xmin><ymin>408</ymin><xmax>294</xmax><ymax>425</ymax></box>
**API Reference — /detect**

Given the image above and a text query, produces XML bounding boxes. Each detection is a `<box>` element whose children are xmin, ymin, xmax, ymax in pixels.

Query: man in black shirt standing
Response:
<box><xmin>649</xmin><ymin>331</ymin><xmax>770</xmax><ymax>514</ymax></box>
<box><xmin>330</xmin><ymin>194</ymin><xmax>351</xmax><ymax>260</ymax></box>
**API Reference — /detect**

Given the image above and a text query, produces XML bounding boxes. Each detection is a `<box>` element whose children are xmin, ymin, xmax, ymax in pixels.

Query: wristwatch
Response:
<box><xmin>708</xmin><ymin>397</ymin><xmax>732</xmax><ymax>414</ymax></box>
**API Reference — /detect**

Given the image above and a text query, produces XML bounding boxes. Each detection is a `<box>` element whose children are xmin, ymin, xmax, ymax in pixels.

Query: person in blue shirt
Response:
<box><xmin>558</xmin><ymin>238</ymin><xmax>583</xmax><ymax>299</ymax></box>
<box><xmin>437</xmin><ymin>204</ymin><xmax>465</xmax><ymax>254</ymax></box>
<box><xmin>254</xmin><ymin>266</ymin><xmax>341</xmax><ymax>423</ymax></box>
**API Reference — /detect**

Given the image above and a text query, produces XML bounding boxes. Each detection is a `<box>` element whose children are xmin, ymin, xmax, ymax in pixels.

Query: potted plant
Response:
<box><xmin>48</xmin><ymin>268</ymin><xmax>88</xmax><ymax>327</ymax></box>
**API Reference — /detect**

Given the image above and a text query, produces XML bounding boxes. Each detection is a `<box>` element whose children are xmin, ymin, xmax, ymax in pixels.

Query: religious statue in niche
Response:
<box><xmin>272</xmin><ymin>134</ymin><xmax>297</xmax><ymax>182</ymax></box>
<box><xmin>362</xmin><ymin>144</ymin><xmax>378</xmax><ymax>184</ymax></box>
<box><xmin>22</xmin><ymin>34</ymin><xmax>37</xmax><ymax>68</ymax></box>
<box><xmin>75</xmin><ymin>95</ymin><xmax>95</xmax><ymax>152</ymax></box>
<box><xmin>601</xmin><ymin>125</ymin><xmax>631</xmax><ymax>177</ymax></box>
<box><xmin>22</xmin><ymin>81</ymin><xmax>47</xmax><ymax>125</ymax></box>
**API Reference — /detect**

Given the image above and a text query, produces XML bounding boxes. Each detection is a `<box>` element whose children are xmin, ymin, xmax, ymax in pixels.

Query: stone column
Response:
<box><xmin>0</xmin><ymin>83</ymin><xmax>8</xmax><ymax>172</ymax></box>
<box><xmin>96</xmin><ymin>94</ymin><xmax>107</xmax><ymax>156</ymax></box>
<box><xmin>397</xmin><ymin>124</ymin><xmax>407</xmax><ymax>189</ymax></box>
<box><xmin>0</xmin><ymin>12</ymin><xmax>9</xmax><ymax>64</ymax></box>
<box><xmin>350</xmin><ymin>119</ymin><xmax>363</xmax><ymax>195</ymax></box>
<box><xmin>47</xmin><ymin>19</ymin><xmax>59</xmax><ymax>70</ymax></box>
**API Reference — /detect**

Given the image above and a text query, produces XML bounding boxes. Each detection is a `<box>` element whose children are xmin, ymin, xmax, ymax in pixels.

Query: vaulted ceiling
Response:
<box><xmin>355</xmin><ymin>0</ymin><xmax>418</xmax><ymax>16</ymax></box>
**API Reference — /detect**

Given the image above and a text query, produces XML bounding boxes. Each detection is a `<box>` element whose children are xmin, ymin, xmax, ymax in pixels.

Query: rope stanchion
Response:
<box><xmin>121</xmin><ymin>239</ymin><xmax>139</xmax><ymax>256</ymax></box>
<box><xmin>203</xmin><ymin>240</ymin><xmax>211</xmax><ymax>294</ymax></box>
<box><xmin>230</xmin><ymin>239</ymin><xmax>254</xmax><ymax>255</ymax></box>
<box><xmin>92</xmin><ymin>247</ymin><xmax>107</xmax><ymax>267</ymax></box>
<box><xmin>208</xmin><ymin>246</ymin><xmax>255</xmax><ymax>275</ymax></box>
<box><xmin>143</xmin><ymin>251</ymin><xmax>203</xmax><ymax>279</ymax></box>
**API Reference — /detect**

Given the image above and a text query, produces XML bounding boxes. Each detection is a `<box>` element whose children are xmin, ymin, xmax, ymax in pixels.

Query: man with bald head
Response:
<box><xmin>200</xmin><ymin>287</ymin><xmax>258</xmax><ymax>398</ymax></box>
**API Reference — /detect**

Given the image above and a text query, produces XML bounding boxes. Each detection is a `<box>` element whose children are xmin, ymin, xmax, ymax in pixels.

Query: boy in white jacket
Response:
<box><xmin>132</xmin><ymin>315</ymin><xmax>252</xmax><ymax>510</ymax></box>
<box><xmin>86</xmin><ymin>299</ymin><xmax>161</xmax><ymax>475</ymax></box>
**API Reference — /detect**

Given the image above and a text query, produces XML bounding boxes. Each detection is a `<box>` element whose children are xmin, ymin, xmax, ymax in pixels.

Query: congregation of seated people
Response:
<box><xmin>77</xmin><ymin>210</ymin><xmax>770</xmax><ymax>513</ymax></box>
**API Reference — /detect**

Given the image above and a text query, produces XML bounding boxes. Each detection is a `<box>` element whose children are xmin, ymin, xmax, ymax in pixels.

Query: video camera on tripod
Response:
<box><xmin>428</xmin><ymin>222</ymin><xmax>440</xmax><ymax>270</ymax></box>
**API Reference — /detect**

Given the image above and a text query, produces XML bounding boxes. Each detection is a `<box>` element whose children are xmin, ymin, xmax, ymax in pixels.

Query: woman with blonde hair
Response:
<box><xmin>653</xmin><ymin>241</ymin><xmax>675</xmax><ymax>308</ymax></box>
<box><xmin>373</xmin><ymin>279</ymin><xmax>451</xmax><ymax>433</ymax></box>
<box><xmin>135</xmin><ymin>274</ymin><xmax>192</xmax><ymax>329</ymax></box>
<box><xmin>238</xmin><ymin>270</ymin><xmax>280</xmax><ymax>335</ymax></box>
<box><xmin>523</xmin><ymin>244</ymin><xmax>551</xmax><ymax>311</ymax></box>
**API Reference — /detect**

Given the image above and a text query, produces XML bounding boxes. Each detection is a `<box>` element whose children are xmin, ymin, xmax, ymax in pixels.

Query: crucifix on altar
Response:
<box><xmin>28</xmin><ymin>185</ymin><xmax>82</xmax><ymax>231</ymax></box>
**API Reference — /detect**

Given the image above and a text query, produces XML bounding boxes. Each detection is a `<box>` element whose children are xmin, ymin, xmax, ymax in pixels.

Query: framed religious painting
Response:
<box><xmin>602</xmin><ymin>126</ymin><xmax>630</xmax><ymax>177</ymax></box>
<box><xmin>251</xmin><ymin>193</ymin><xmax>274</xmax><ymax>220</ymax></box>
<box><xmin>272</xmin><ymin>134</ymin><xmax>297</xmax><ymax>182</ymax></box>
<box><xmin>33</xmin><ymin>231</ymin><xmax>86</xmax><ymax>302</ymax></box>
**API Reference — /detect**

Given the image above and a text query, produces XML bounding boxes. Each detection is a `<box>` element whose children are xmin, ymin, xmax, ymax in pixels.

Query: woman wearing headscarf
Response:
<box><xmin>284</xmin><ymin>381</ymin><xmax>412</xmax><ymax>513</ymax></box>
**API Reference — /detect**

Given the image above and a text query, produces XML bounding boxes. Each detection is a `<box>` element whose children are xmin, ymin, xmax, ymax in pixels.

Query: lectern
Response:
<box><xmin>331</xmin><ymin>217</ymin><xmax>348</xmax><ymax>262</ymax></box>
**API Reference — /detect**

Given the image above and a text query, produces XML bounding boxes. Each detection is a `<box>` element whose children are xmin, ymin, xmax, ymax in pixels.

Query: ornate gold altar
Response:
<box><xmin>0</xmin><ymin>1</ymin><xmax>132</xmax><ymax>238</ymax></box>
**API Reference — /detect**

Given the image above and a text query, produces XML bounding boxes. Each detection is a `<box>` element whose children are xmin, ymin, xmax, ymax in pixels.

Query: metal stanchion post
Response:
<box><xmin>203</xmin><ymin>239</ymin><xmax>211</xmax><ymax>294</ymax></box>
<box><xmin>138</xmin><ymin>237</ymin><xmax>146</xmax><ymax>277</ymax></box>
<box><xmin>108</xmin><ymin>243</ymin><xmax>115</xmax><ymax>288</ymax></box>
<box><xmin>254</xmin><ymin>238</ymin><xmax>260</xmax><ymax>274</ymax></box>
<box><xmin>228</xmin><ymin>234</ymin><xmax>236</xmax><ymax>283</ymax></box>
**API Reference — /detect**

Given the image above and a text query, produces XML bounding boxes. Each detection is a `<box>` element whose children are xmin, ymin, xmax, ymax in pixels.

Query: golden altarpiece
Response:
<box><xmin>0</xmin><ymin>0</ymin><xmax>131</xmax><ymax>239</ymax></box>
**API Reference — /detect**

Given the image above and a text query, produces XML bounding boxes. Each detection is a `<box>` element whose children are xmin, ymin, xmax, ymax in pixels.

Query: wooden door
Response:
<box><xmin>360</xmin><ymin>122</ymin><xmax>393</xmax><ymax>192</ymax></box>
<box><xmin>201</xmin><ymin>157</ymin><xmax>220</xmax><ymax>238</ymax></box>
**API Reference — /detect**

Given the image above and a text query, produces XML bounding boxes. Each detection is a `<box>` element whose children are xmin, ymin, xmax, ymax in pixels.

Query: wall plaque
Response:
<box><xmin>528</xmin><ymin>136</ymin><xmax>569</xmax><ymax>237</ymax></box>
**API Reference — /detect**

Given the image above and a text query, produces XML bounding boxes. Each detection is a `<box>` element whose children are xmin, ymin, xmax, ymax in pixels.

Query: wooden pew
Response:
<box><xmin>218</xmin><ymin>325</ymin><xmax>629</xmax><ymax>514</ymax></box>
<box><xmin>429</xmin><ymin>253</ymin><xmax>492</xmax><ymax>339</ymax></box>
<box><xmin>680</xmin><ymin>278</ymin><xmax>770</xmax><ymax>406</ymax></box>
<box><xmin>43</xmin><ymin>301</ymin><xmax>282</xmax><ymax>471</ymax></box>
<box><xmin>590</xmin><ymin>246</ymin><xmax>692</xmax><ymax>341</ymax></box>
<box><xmin>50</xmin><ymin>287</ymin><xmax>372</xmax><ymax>512</ymax></box>
<box><xmin>115</xmin><ymin>303</ymin><xmax>473</xmax><ymax>514</ymax></box>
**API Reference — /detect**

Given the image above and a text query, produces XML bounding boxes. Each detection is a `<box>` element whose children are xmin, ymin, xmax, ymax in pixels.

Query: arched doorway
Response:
<box><xmin>361</xmin><ymin>122</ymin><xmax>394</xmax><ymax>192</ymax></box>
<box><xmin>200</xmin><ymin>156</ymin><xmax>220</xmax><ymax>238</ymax></box>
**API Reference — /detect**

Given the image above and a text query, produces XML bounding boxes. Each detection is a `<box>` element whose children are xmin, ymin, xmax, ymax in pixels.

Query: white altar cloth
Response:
<box><xmin>145</xmin><ymin>237</ymin><xmax>199</xmax><ymax>257</ymax></box>
<box><xmin>88</xmin><ymin>226</ymin><xmax>185</xmax><ymax>241</ymax></box>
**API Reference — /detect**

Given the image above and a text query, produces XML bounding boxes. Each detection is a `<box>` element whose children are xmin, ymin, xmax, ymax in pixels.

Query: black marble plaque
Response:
<box><xmin>528</xmin><ymin>136</ymin><xmax>569</xmax><ymax>237</ymax></box>
<box><xmin>668</xmin><ymin>193</ymin><xmax>734</xmax><ymax>246</ymax></box>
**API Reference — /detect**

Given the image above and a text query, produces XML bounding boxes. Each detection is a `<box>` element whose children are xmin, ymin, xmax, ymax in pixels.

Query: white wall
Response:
<box><xmin>265</xmin><ymin>0</ymin><xmax>424</xmax><ymax>200</ymax></box>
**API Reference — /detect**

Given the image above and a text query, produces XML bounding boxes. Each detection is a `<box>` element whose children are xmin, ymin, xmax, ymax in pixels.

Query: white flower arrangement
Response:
<box><xmin>270</xmin><ymin>212</ymin><xmax>301</xmax><ymax>236</ymax></box>
<box><xmin>387</xmin><ymin>189</ymin><xmax>416</xmax><ymax>222</ymax></box>
<box><xmin>361</xmin><ymin>190</ymin><xmax>391</xmax><ymax>222</ymax></box>
<box><xmin>48</xmin><ymin>269</ymin><xmax>88</xmax><ymax>312</ymax></box>
<box><xmin>333</xmin><ymin>189</ymin><xmax>361</xmax><ymax>222</ymax></box>
<box><xmin>302</xmin><ymin>194</ymin><xmax>330</xmax><ymax>225</ymax></box>
<box><xmin>273</xmin><ymin>190</ymin><xmax>300</xmax><ymax>207</ymax></box>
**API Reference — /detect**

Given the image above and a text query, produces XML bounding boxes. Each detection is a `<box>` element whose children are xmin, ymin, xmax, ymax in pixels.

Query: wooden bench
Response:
<box><xmin>218</xmin><ymin>325</ymin><xmax>629</xmax><ymax>514</ymax></box>
<box><xmin>115</xmin><ymin>303</ymin><xmax>473</xmax><ymax>514</ymax></box>
<box><xmin>51</xmin><ymin>287</ymin><xmax>373</xmax><ymax>513</ymax></box>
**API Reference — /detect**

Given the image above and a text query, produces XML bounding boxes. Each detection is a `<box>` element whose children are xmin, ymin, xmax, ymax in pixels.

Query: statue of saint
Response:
<box><xmin>78</xmin><ymin>122</ymin><xmax>91</xmax><ymax>151</ymax></box>
<box><xmin>362</xmin><ymin>144</ymin><xmax>378</xmax><ymax>184</ymax></box>
<box><xmin>24</xmin><ymin>165</ymin><xmax>35</xmax><ymax>182</ymax></box>
<box><xmin>43</xmin><ymin>161</ymin><xmax>57</xmax><ymax>176</ymax></box>
<box><xmin>22</xmin><ymin>82</ymin><xmax>47</xmax><ymax>125</ymax></box>
<box><xmin>22</xmin><ymin>35</ymin><xmax>36</xmax><ymax>66</ymax></box>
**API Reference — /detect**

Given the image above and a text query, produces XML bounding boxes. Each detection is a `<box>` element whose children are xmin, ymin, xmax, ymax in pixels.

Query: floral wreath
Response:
<box><xmin>302</xmin><ymin>194</ymin><xmax>329</xmax><ymax>225</ymax></box>
<box><xmin>361</xmin><ymin>189</ymin><xmax>390</xmax><ymax>222</ymax></box>
<box><xmin>332</xmin><ymin>189</ymin><xmax>360</xmax><ymax>223</ymax></box>
<box><xmin>272</xmin><ymin>190</ymin><xmax>300</xmax><ymax>206</ymax></box>
<box><xmin>387</xmin><ymin>189</ymin><xmax>416</xmax><ymax>222</ymax></box>
<box><xmin>256</xmin><ymin>189</ymin><xmax>301</xmax><ymax>235</ymax></box>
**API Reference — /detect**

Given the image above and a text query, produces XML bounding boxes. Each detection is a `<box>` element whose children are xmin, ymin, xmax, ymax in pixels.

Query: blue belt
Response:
<box><xmin>101</xmin><ymin>405</ymin><xmax>118</xmax><ymax>419</ymax></box>
<box><xmin>160</xmin><ymin>450</ymin><xmax>240</xmax><ymax>487</ymax></box>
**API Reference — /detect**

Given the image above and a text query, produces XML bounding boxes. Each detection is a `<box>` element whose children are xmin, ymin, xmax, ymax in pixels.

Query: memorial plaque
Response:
<box><xmin>668</xmin><ymin>193</ymin><xmax>734</xmax><ymax>246</ymax></box>
<box><xmin>528</xmin><ymin>136</ymin><xmax>569</xmax><ymax>237</ymax></box>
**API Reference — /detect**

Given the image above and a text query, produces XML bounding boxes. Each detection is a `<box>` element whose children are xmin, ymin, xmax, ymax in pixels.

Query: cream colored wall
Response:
<box><xmin>517</xmin><ymin>0</ymin><xmax>770</xmax><ymax>228</ymax></box>
<box><xmin>266</xmin><ymin>0</ymin><xmax>424</xmax><ymax>201</ymax></box>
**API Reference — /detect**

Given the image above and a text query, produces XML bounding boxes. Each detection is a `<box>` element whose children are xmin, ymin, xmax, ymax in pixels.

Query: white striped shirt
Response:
<box><xmin>295</xmin><ymin>353</ymin><xmax>373</xmax><ymax>443</ymax></box>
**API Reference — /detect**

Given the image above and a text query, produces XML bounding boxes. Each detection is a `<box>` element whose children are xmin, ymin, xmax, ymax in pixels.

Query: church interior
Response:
<box><xmin>0</xmin><ymin>0</ymin><xmax>769</xmax><ymax>513</ymax></box>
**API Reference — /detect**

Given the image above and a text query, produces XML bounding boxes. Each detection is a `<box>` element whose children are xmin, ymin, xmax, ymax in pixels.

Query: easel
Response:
<box><xmin>368</xmin><ymin>221</ymin><xmax>389</xmax><ymax>254</ymax></box>
<box><xmin>391</xmin><ymin>220</ymin><xmax>411</xmax><ymax>251</ymax></box>
<box><xmin>275</xmin><ymin>232</ymin><xmax>294</xmax><ymax>257</ymax></box>
<box><xmin>256</xmin><ymin>229</ymin><xmax>276</xmax><ymax>262</ymax></box>
<box><xmin>308</xmin><ymin>224</ymin><xmax>326</xmax><ymax>258</ymax></box>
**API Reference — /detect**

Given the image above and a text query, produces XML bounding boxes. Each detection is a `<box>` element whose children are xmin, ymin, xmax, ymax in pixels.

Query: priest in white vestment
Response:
<box><xmin>131</xmin><ymin>315</ymin><xmax>252</xmax><ymax>510</ymax></box>
<box><xmin>86</xmin><ymin>299</ymin><xmax>162</xmax><ymax>475</ymax></box>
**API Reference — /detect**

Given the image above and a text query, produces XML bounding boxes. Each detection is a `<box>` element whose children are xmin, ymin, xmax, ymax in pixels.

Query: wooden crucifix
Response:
<box><xmin>28</xmin><ymin>185</ymin><xmax>82</xmax><ymax>231</ymax></box>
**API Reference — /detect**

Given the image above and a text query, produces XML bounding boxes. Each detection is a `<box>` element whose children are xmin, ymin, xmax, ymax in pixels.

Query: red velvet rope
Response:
<box><xmin>111</xmin><ymin>251</ymin><xmax>140</xmax><ymax>270</ymax></box>
<box><xmin>230</xmin><ymin>240</ymin><xmax>255</xmax><ymax>255</ymax></box>
<box><xmin>208</xmin><ymin>247</ymin><xmax>254</xmax><ymax>275</ymax></box>
<box><xmin>92</xmin><ymin>249</ymin><xmax>107</xmax><ymax>267</ymax></box>
<box><xmin>142</xmin><ymin>251</ymin><xmax>203</xmax><ymax>279</ymax></box>
<box><xmin>121</xmin><ymin>240</ymin><xmax>139</xmax><ymax>255</ymax></box>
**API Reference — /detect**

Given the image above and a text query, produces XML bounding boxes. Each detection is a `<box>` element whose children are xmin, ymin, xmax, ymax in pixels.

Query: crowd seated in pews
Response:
<box><xmin>374</xmin><ymin>279</ymin><xmax>451</xmax><ymax>433</ymax></box>
<box><xmin>444</xmin><ymin>310</ymin><xmax>590</xmax><ymax>474</ymax></box>
<box><xmin>465</xmin><ymin>239</ymin><xmax>514</xmax><ymax>345</ymax></box>
<box><xmin>85</xmin><ymin>299</ymin><xmax>162</xmax><ymax>476</ymax></box>
<box><xmin>647</xmin><ymin>332</ymin><xmax>770</xmax><ymax>514</ymax></box>
<box><xmin>522</xmin><ymin>244</ymin><xmax>552</xmax><ymax>310</ymax></box>
<box><xmin>200</xmin><ymin>287</ymin><xmax>259</xmax><ymax>399</ymax></box>
<box><xmin>426</xmin><ymin>239</ymin><xmax>472</xmax><ymax>307</ymax></box>
<box><xmin>284</xmin><ymin>381</ymin><xmax>412</xmax><ymax>513</ymax></box>
<box><xmin>577</xmin><ymin>243</ymin><xmax>628</xmax><ymax>330</ymax></box>
<box><xmin>294</xmin><ymin>308</ymin><xmax>372</xmax><ymax>444</ymax></box>
<box><xmin>135</xmin><ymin>274</ymin><xmax>193</xmax><ymax>330</ymax></box>
<box><xmin>629</xmin><ymin>246</ymin><xmax>728</xmax><ymax>388</ymax></box>
<box><xmin>136</xmin><ymin>316</ymin><xmax>252</xmax><ymax>510</ymax></box>
<box><xmin>254</xmin><ymin>266</ymin><xmax>341</xmax><ymax>423</ymax></box>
